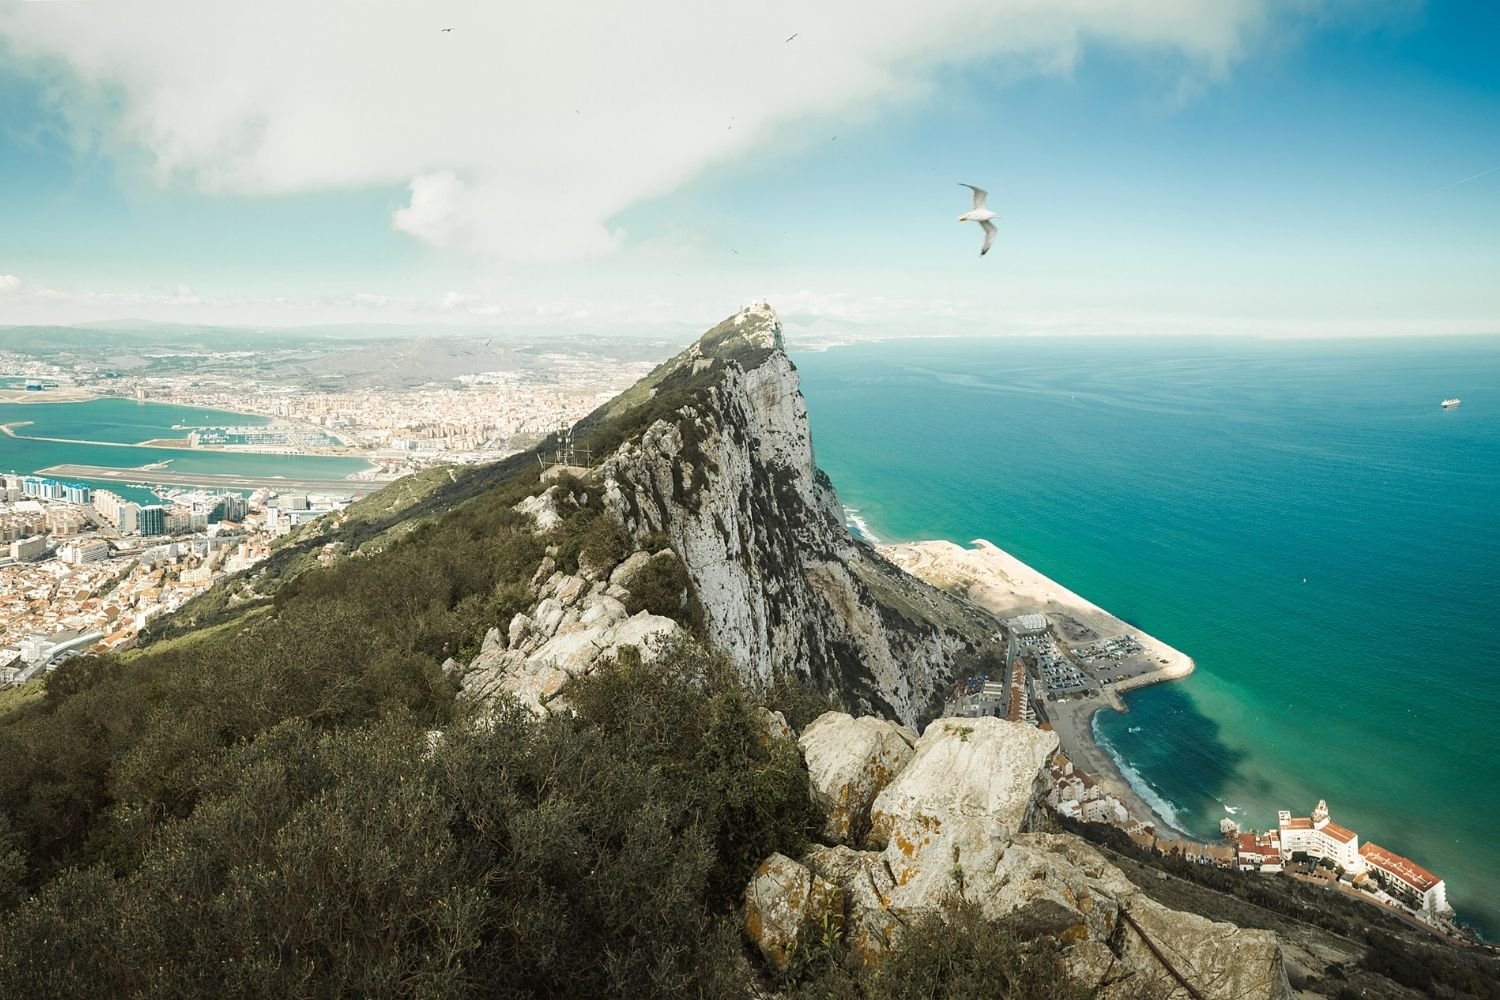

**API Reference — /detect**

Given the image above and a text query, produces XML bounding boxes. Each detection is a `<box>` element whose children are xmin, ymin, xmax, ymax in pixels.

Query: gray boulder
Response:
<box><xmin>798</xmin><ymin>711</ymin><xmax>917</xmax><ymax>845</ymax></box>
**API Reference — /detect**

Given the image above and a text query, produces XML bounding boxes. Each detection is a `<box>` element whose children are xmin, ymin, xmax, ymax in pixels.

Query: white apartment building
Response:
<box><xmin>1360</xmin><ymin>842</ymin><xmax>1451</xmax><ymax>916</ymax></box>
<box><xmin>1277</xmin><ymin>800</ymin><xmax>1363</xmax><ymax>872</ymax></box>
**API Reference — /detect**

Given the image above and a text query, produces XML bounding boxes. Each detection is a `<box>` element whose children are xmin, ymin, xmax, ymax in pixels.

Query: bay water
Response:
<box><xmin>0</xmin><ymin>398</ymin><xmax>373</xmax><ymax>503</ymax></box>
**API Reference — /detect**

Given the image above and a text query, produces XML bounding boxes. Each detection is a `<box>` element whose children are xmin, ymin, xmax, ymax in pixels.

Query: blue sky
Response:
<box><xmin>0</xmin><ymin>0</ymin><xmax>1496</xmax><ymax>337</ymax></box>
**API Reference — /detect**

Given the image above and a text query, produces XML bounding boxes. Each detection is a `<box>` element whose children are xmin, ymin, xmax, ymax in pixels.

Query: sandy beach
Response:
<box><xmin>882</xmin><ymin>537</ymin><xmax>1198</xmax><ymax>841</ymax></box>
<box><xmin>1044</xmin><ymin>694</ymin><xmax>1196</xmax><ymax>841</ymax></box>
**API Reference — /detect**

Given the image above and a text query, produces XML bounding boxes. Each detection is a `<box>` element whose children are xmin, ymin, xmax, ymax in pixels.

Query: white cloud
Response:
<box><xmin>438</xmin><ymin>290</ymin><xmax>506</xmax><ymax>316</ymax></box>
<box><xmin>0</xmin><ymin>274</ymin><xmax>206</xmax><ymax>310</ymax></box>
<box><xmin>437</xmin><ymin>289</ymin><xmax>470</xmax><ymax>311</ymax></box>
<box><xmin>0</xmin><ymin>274</ymin><xmax>528</xmax><ymax>327</ymax></box>
<box><xmin>1</xmin><ymin>0</ymin><xmax>1323</xmax><ymax>262</ymax></box>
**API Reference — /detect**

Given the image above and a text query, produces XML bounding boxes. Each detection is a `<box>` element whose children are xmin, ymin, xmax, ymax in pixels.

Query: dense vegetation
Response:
<box><xmin>788</xmin><ymin>896</ymin><xmax>1091</xmax><ymax>1000</ymax></box>
<box><xmin>0</xmin><ymin>635</ymin><xmax>816</xmax><ymax>998</ymax></box>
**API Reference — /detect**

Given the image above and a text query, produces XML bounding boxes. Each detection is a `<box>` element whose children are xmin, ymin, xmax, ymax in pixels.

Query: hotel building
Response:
<box><xmin>1276</xmin><ymin>799</ymin><xmax>1362</xmax><ymax>872</ymax></box>
<box><xmin>1359</xmin><ymin>842</ymin><xmax>1450</xmax><ymax>916</ymax></box>
<box><xmin>1275</xmin><ymin>799</ymin><xmax>1452</xmax><ymax>919</ymax></box>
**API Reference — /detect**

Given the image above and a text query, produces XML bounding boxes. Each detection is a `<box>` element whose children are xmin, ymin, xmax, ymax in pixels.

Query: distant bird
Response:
<box><xmin>441</xmin><ymin>27</ymin><xmax>453</xmax><ymax>32</ymax></box>
<box><xmin>785</xmin><ymin>33</ymin><xmax>798</xmax><ymax>42</ymax></box>
<box><xmin>957</xmin><ymin>183</ymin><xmax>999</xmax><ymax>256</ymax></box>
<box><xmin>483</xmin><ymin>338</ymin><xmax>493</xmax><ymax>348</ymax></box>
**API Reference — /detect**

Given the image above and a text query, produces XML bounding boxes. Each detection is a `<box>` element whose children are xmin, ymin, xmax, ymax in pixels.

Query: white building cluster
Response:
<box><xmin>1</xmin><ymin>475</ymin><xmax>91</xmax><ymax>544</ymax></box>
<box><xmin>1046</xmin><ymin>752</ymin><xmax>1130</xmax><ymax>826</ymax></box>
<box><xmin>1232</xmin><ymin>800</ymin><xmax>1452</xmax><ymax>920</ymax></box>
<box><xmin>0</xmin><ymin>479</ymin><xmax>346</xmax><ymax>689</ymax></box>
<box><xmin>158</xmin><ymin>356</ymin><xmax>657</xmax><ymax>464</ymax></box>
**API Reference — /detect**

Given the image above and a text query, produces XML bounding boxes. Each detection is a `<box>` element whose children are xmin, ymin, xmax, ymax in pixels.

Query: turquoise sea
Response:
<box><xmin>794</xmin><ymin>335</ymin><xmax>1500</xmax><ymax>938</ymax></box>
<box><xmin>0</xmin><ymin>398</ymin><xmax>373</xmax><ymax>503</ymax></box>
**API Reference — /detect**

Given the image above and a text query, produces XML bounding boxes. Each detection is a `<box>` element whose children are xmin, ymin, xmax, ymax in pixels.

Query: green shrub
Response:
<box><xmin>759</xmin><ymin>669</ymin><xmax>842</xmax><ymax>734</ymax></box>
<box><xmin>623</xmin><ymin>552</ymin><xmax>702</xmax><ymax>628</ymax></box>
<box><xmin>789</xmin><ymin>896</ymin><xmax>1092</xmax><ymax>1000</ymax></box>
<box><xmin>0</xmin><ymin>640</ymin><xmax>817</xmax><ymax>999</ymax></box>
<box><xmin>577</xmin><ymin>513</ymin><xmax>633</xmax><ymax>574</ymax></box>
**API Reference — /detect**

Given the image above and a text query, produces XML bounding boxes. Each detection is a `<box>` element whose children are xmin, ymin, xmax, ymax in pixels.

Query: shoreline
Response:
<box><xmin>1046</xmin><ymin>695</ymin><xmax>1196</xmax><ymax>841</ymax></box>
<box><xmin>0</xmin><ymin>389</ymin><xmax>98</xmax><ymax>404</ymax></box>
<box><xmin>1</xmin><ymin>399</ymin><xmax>382</xmax><ymax>478</ymax></box>
<box><xmin>881</xmin><ymin>536</ymin><xmax>1200</xmax><ymax>842</ymax></box>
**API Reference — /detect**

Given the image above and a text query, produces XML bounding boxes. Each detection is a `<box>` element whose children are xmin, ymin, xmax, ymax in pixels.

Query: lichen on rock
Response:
<box><xmin>743</xmin><ymin>853</ymin><xmax>843</xmax><ymax>973</ymax></box>
<box><xmin>798</xmin><ymin>711</ymin><xmax>917</xmax><ymax>846</ymax></box>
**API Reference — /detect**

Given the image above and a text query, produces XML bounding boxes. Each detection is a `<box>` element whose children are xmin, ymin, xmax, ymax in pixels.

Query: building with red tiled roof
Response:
<box><xmin>1360</xmin><ymin>842</ymin><xmax>1450</xmax><ymax>915</ymax></box>
<box><xmin>1277</xmin><ymin>800</ymin><xmax>1363</xmax><ymax>872</ymax></box>
<box><xmin>1320</xmin><ymin>821</ymin><xmax>1356</xmax><ymax>845</ymax></box>
<box><xmin>1235</xmin><ymin>830</ymin><xmax>1283</xmax><ymax>872</ymax></box>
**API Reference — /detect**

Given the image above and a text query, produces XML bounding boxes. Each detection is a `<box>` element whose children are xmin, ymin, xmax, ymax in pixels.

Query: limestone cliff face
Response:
<box><xmin>593</xmin><ymin>303</ymin><xmax>1000</xmax><ymax>726</ymax></box>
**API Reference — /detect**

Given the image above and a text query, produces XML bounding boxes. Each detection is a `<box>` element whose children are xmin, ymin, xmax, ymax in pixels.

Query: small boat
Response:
<box><xmin>1441</xmin><ymin>398</ymin><xmax>1461</xmax><ymax>409</ymax></box>
<box><xmin>1127</xmin><ymin>726</ymin><xmax>1142</xmax><ymax>734</ymax></box>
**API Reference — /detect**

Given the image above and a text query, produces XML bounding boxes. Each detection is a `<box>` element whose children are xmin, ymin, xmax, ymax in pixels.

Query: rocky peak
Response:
<box><xmin>589</xmin><ymin>303</ymin><xmax>1003</xmax><ymax>725</ymax></box>
<box><xmin>696</xmin><ymin>300</ymin><xmax>784</xmax><ymax>365</ymax></box>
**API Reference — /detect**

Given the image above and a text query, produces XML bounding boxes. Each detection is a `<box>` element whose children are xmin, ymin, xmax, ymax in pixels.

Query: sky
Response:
<box><xmin>0</xmin><ymin>0</ymin><xmax>1497</xmax><ymax>339</ymax></box>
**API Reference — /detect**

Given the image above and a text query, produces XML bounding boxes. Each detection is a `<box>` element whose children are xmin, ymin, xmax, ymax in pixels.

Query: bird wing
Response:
<box><xmin>979</xmin><ymin>219</ymin><xmax>997</xmax><ymax>256</ymax></box>
<box><xmin>959</xmin><ymin>183</ymin><xmax>988</xmax><ymax>211</ymax></box>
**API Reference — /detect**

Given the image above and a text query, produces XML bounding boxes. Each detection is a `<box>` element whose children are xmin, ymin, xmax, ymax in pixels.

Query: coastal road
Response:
<box><xmin>37</xmin><ymin>464</ymin><xmax>398</xmax><ymax>496</ymax></box>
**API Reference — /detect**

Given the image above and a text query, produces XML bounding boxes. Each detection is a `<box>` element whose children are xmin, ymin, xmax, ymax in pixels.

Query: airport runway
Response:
<box><xmin>37</xmin><ymin>464</ymin><xmax>397</xmax><ymax>495</ymax></box>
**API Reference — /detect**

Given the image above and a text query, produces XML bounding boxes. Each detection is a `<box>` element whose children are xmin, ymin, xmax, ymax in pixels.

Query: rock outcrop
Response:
<box><xmin>869</xmin><ymin>715</ymin><xmax>1058</xmax><ymax>851</ymax></box>
<box><xmin>587</xmin><ymin>303</ymin><xmax>1004</xmax><ymax>726</ymax></box>
<box><xmin>743</xmin><ymin>853</ymin><xmax>843</xmax><ymax>973</ymax></box>
<box><xmin>798</xmin><ymin>712</ymin><xmax>917</xmax><ymax>845</ymax></box>
<box><xmin>459</xmin><ymin>555</ymin><xmax>680</xmax><ymax>714</ymax></box>
<box><xmin>748</xmin><ymin>711</ymin><xmax>1294</xmax><ymax>999</ymax></box>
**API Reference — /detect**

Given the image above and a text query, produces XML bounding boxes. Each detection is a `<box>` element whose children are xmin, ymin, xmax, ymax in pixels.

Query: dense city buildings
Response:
<box><xmin>0</xmin><ymin>475</ymin><xmax>347</xmax><ymax>685</ymax></box>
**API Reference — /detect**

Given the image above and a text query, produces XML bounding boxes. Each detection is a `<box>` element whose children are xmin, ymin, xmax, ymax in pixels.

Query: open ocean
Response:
<box><xmin>794</xmin><ymin>335</ymin><xmax>1500</xmax><ymax>938</ymax></box>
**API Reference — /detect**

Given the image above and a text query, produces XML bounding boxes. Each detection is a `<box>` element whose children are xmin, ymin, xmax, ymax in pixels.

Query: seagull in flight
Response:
<box><xmin>440</xmin><ymin>27</ymin><xmax>453</xmax><ymax>32</ymax></box>
<box><xmin>957</xmin><ymin>183</ymin><xmax>998</xmax><ymax>256</ymax></box>
<box><xmin>785</xmin><ymin>33</ymin><xmax>798</xmax><ymax>42</ymax></box>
